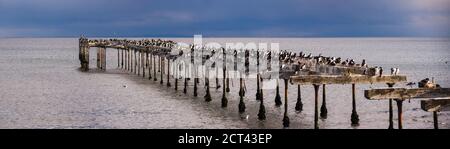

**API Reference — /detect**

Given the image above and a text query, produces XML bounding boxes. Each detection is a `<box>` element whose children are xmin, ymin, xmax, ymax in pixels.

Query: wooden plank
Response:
<box><xmin>421</xmin><ymin>99</ymin><xmax>450</xmax><ymax>112</ymax></box>
<box><xmin>290</xmin><ymin>75</ymin><xmax>406</xmax><ymax>85</ymax></box>
<box><xmin>365</xmin><ymin>88</ymin><xmax>450</xmax><ymax>100</ymax></box>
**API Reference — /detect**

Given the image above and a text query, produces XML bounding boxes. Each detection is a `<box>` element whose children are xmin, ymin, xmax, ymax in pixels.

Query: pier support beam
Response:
<box><xmin>149</xmin><ymin>53</ymin><xmax>152</xmax><ymax>80</ymax></box>
<box><xmin>283</xmin><ymin>79</ymin><xmax>290</xmax><ymax>127</ymax></box>
<box><xmin>131</xmin><ymin>49</ymin><xmax>134</xmax><ymax>73</ymax></box>
<box><xmin>257</xmin><ymin>74</ymin><xmax>266</xmax><ymax>120</ymax></box>
<box><xmin>160</xmin><ymin>57</ymin><xmax>164</xmax><ymax>84</ymax></box>
<box><xmin>143</xmin><ymin>51</ymin><xmax>147</xmax><ymax>78</ymax></box>
<box><xmin>121</xmin><ymin>49</ymin><xmax>124</xmax><ymax>69</ymax></box>
<box><xmin>256</xmin><ymin>74</ymin><xmax>262</xmax><ymax>101</ymax></box>
<box><xmin>351</xmin><ymin>83</ymin><xmax>360</xmax><ymax>126</ymax></box>
<box><xmin>117</xmin><ymin>48</ymin><xmax>120</xmax><ymax>68</ymax></box>
<box><xmin>433</xmin><ymin>111</ymin><xmax>438</xmax><ymax>129</ymax></box>
<box><xmin>167</xmin><ymin>59</ymin><xmax>171</xmax><ymax>87</ymax></box>
<box><xmin>153</xmin><ymin>55</ymin><xmax>157</xmax><ymax>81</ymax></box>
<box><xmin>396</xmin><ymin>99</ymin><xmax>403</xmax><ymax>129</ymax></box>
<box><xmin>320</xmin><ymin>84</ymin><xmax>328</xmax><ymax>119</ymax></box>
<box><xmin>79</xmin><ymin>38</ymin><xmax>89</xmax><ymax>71</ymax></box>
<box><xmin>238</xmin><ymin>76</ymin><xmax>246</xmax><ymax>113</ymax></box>
<box><xmin>205</xmin><ymin>77</ymin><xmax>211</xmax><ymax>102</ymax></box>
<box><xmin>96</xmin><ymin>47</ymin><xmax>106</xmax><ymax>70</ymax></box>
<box><xmin>138</xmin><ymin>51</ymin><xmax>141</xmax><ymax>75</ymax></box>
<box><xmin>274</xmin><ymin>79</ymin><xmax>282</xmax><ymax>106</ymax></box>
<box><xmin>386</xmin><ymin>83</ymin><xmax>395</xmax><ymax>129</ymax></box>
<box><xmin>134</xmin><ymin>50</ymin><xmax>137</xmax><ymax>74</ymax></box>
<box><xmin>221</xmin><ymin>68</ymin><xmax>228</xmax><ymax>107</ymax></box>
<box><xmin>313</xmin><ymin>84</ymin><xmax>320</xmax><ymax>129</ymax></box>
<box><xmin>295</xmin><ymin>85</ymin><xmax>303</xmax><ymax>112</ymax></box>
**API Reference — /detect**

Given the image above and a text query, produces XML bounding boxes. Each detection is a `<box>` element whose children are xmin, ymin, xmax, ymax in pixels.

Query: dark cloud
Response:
<box><xmin>0</xmin><ymin>0</ymin><xmax>448</xmax><ymax>37</ymax></box>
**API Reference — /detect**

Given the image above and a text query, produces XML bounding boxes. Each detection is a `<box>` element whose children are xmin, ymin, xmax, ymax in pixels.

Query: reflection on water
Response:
<box><xmin>0</xmin><ymin>38</ymin><xmax>449</xmax><ymax>129</ymax></box>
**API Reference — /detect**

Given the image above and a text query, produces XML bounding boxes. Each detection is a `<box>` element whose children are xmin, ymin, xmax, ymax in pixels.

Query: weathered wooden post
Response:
<box><xmin>167</xmin><ymin>58</ymin><xmax>171</xmax><ymax>87</ymax></box>
<box><xmin>97</xmin><ymin>47</ymin><xmax>106</xmax><ymax>70</ymax></box>
<box><xmin>97</xmin><ymin>48</ymin><xmax>101</xmax><ymax>69</ymax></box>
<box><xmin>226</xmin><ymin>72</ymin><xmax>230</xmax><ymax>92</ymax></box>
<box><xmin>117</xmin><ymin>48</ymin><xmax>120</xmax><ymax>68</ymax></box>
<box><xmin>351</xmin><ymin>83</ymin><xmax>360</xmax><ymax>125</ymax></box>
<box><xmin>127</xmin><ymin>48</ymin><xmax>130</xmax><ymax>71</ymax></box>
<box><xmin>78</xmin><ymin>37</ymin><xmax>89</xmax><ymax>71</ymax></box>
<box><xmin>153</xmin><ymin>54</ymin><xmax>157</xmax><ymax>81</ymax></box>
<box><xmin>238</xmin><ymin>74</ymin><xmax>246</xmax><ymax>113</ymax></box>
<box><xmin>313</xmin><ymin>84</ymin><xmax>320</xmax><ymax>129</ymax></box>
<box><xmin>102</xmin><ymin>47</ymin><xmax>106</xmax><ymax>70</ymax></box>
<box><xmin>257</xmin><ymin>69</ymin><xmax>266</xmax><ymax>120</ymax></box>
<box><xmin>433</xmin><ymin>111</ymin><xmax>438</xmax><ymax>129</ymax></box>
<box><xmin>121</xmin><ymin>48</ymin><xmax>124</xmax><ymax>69</ymax></box>
<box><xmin>295</xmin><ymin>85</ymin><xmax>303</xmax><ymax>112</ymax></box>
<box><xmin>134</xmin><ymin>49</ymin><xmax>137</xmax><ymax>74</ymax></box>
<box><xmin>149</xmin><ymin>52</ymin><xmax>152</xmax><ymax>80</ymax></box>
<box><xmin>138</xmin><ymin>50</ymin><xmax>141</xmax><ymax>75</ymax></box>
<box><xmin>274</xmin><ymin>79</ymin><xmax>282</xmax><ymax>106</ymax></box>
<box><xmin>283</xmin><ymin>79</ymin><xmax>290</xmax><ymax>127</ymax></box>
<box><xmin>160</xmin><ymin>57</ymin><xmax>164</xmax><ymax>84</ymax></box>
<box><xmin>174</xmin><ymin>61</ymin><xmax>178</xmax><ymax>91</ymax></box>
<box><xmin>320</xmin><ymin>84</ymin><xmax>328</xmax><ymax>119</ymax></box>
<box><xmin>143</xmin><ymin>51</ymin><xmax>147</xmax><ymax>78</ymax></box>
<box><xmin>205</xmin><ymin>70</ymin><xmax>212</xmax><ymax>102</ymax></box>
<box><xmin>221</xmin><ymin>48</ymin><xmax>228</xmax><ymax>107</ymax></box>
<box><xmin>131</xmin><ymin>49</ymin><xmax>134</xmax><ymax>73</ymax></box>
<box><xmin>396</xmin><ymin>99</ymin><xmax>403</xmax><ymax>129</ymax></box>
<box><xmin>256</xmin><ymin>74</ymin><xmax>262</xmax><ymax>101</ymax></box>
<box><xmin>386</xmin><ymin>83</ymin><xmax>395</xmax><ymax>129</ymax></box>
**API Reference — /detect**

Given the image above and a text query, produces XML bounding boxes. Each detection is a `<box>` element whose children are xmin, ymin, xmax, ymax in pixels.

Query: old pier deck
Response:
<box><xmin>78</xmin><ymin>37</ymin><xmax>448</xmax><ymax>129</ymax></box>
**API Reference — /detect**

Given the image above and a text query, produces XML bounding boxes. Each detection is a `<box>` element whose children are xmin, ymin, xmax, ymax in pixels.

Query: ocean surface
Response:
<box><xmin>0</xmin><ymin>37</ymin><xmax>449</xmax><ymax>129</ymax></box>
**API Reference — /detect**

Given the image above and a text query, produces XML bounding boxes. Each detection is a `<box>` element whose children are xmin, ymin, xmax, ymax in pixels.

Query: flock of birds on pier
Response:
<box><xmin>83</xmin><ymin>38</ymin><xmax>441</xmax><ymax>88</ymax></box>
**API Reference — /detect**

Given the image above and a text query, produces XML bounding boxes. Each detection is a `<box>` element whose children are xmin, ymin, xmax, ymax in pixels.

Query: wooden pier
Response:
<box><xmin>78</xmin><ymin>37</ymin><xmax>448</xmax><ymax>129</ymax></box>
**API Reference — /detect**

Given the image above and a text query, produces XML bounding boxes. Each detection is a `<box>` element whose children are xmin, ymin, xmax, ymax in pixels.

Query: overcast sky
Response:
<box><xmin>0</xmin><ymin>0</ymin><xmax>449</xmax><ymax>37</ymax></box>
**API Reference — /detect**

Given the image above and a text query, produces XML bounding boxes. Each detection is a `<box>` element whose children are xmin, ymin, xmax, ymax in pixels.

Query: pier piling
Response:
<box><xmin>351</xmin><ymin>83</ymin><xmax>360</xmax><ymax>126</ymax></box>
<box><xmin>283</xmin><ymin>79</ymin><xmax>290</xmax><ymax>127</ymax></box>
<box><xmin>295</xmin><ymin>85</ymin><xmax>303</xmax><ymax>112</ymax></box>
<box><xmin>274</xmin><ymin>79</ymin><xmax>282</xmax><ymax>106</ymax></box>
<box><xmin>314</xmin><ymin>84</ymin><xmax>320</xmax><ymax>129</ymax></box>
<box><xmin>320</xmin><ymin>84</ymin><xmax>328</xmax><ymax>119</ymax></box>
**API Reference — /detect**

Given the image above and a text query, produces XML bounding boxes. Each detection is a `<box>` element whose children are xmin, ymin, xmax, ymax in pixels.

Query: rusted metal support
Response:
<box><xmin>351</xmin><ymin>83</ymin><xmax>360</xmax><ymax>126</ymax></box>
<box><xmin>320</xmin><ymin>84</ymin><xmax>328</xmax><ymax>119</ymax></box>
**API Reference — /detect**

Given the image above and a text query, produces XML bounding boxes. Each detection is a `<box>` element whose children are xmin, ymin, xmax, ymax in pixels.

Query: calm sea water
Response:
<box><xmin>0</xmin><ymin>37</ymin><xmax>449</xmax><ymax>129</ymax></box>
